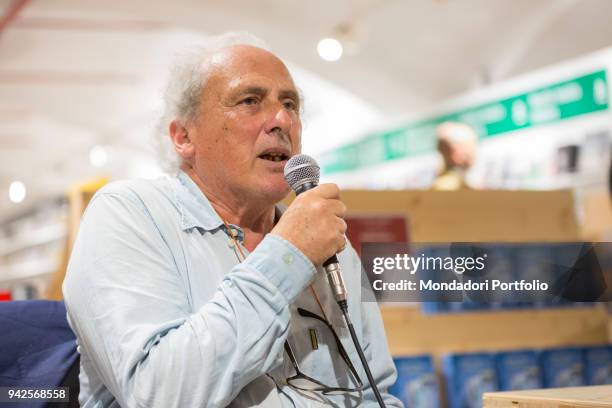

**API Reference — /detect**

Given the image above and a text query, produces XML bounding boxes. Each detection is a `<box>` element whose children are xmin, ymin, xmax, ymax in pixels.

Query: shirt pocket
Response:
<box><xmin>292</xmin><ymin>317</ymin><xmax>361</xmax><ymax>391</ymax></box>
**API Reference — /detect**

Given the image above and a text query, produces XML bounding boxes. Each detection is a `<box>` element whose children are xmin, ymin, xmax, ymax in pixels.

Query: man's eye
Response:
<box><xmin>283</xmin><ymin>100</ymin><xmax>298</xmax><ymax>110</ymax></box>
<box><xmin>241</xmin><ymin>97</ymin><xmax>259</xmax><ymax>105</ymax></box>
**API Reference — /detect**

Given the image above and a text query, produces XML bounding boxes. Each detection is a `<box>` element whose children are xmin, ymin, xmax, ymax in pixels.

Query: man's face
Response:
<box><xmin>187</xmin><ymin>45</ymin><xmax>302</xmax><ymax>204</ymax></box>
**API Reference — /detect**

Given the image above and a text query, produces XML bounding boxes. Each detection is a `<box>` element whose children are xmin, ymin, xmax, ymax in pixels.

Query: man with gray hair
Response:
<box><xmin>63</xmin><ymin>32</ymin><xmax>402</xmax><ymax>407</ymax></box>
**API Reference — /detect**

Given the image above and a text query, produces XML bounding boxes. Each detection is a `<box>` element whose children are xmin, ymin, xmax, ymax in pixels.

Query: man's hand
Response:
<box><xmin>271</xmin><ymin>183</ymin><xmax>347</xmax><ymax>266</ymax></box>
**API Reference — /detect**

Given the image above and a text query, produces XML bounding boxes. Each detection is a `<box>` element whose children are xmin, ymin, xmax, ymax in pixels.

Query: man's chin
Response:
<box><xmin>257</xmin><ymin>183</ymin><xmax>291</xmax><ymax>203</ymax></box>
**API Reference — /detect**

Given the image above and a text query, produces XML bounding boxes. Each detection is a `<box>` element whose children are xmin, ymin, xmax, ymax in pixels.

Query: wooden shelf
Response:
<box><xmin>381</xmin><ymin>305</ymin><xmax>608</xmax><ymax>357</ymax></box>
<box><xmin>337</xmin><ymin>189</ymin><xmax>579</xmax><ymax>242</ymax></box>
<box><xmin>484</xmin><ymin>385</ymin><xmax>612</xmax><ymax>407</ymax></box>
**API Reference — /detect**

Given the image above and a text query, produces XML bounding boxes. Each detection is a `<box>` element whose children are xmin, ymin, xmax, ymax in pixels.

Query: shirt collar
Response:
<box><xmin>174</xmin><ymin>170</ymin><xmax>286</xmax><ymax>239</ymax></box>
<box><xmin>174</xmin><ymin>170</ymin><xmax>225</xmax><ymax>233</ymax></box>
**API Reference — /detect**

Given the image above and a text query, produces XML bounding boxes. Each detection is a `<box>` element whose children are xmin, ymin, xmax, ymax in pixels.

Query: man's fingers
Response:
<box><xmin>328</xmin><ymin>200</ymin><xmax>347</xmax><ymax>217</ymax></box>
<box><xmin>337</xmin><ymin>235</ymin><xmax>348</xmax><ymax>252</ymax></box>
<box><xmin>338</xmin><ymin>218</ymin><xmax>347</xmax><ymax>234</ymax></box>
<box><xmin>313</xmin><ymin>183</ymin><xmax>340</xmax><ymax>199</ymax></box>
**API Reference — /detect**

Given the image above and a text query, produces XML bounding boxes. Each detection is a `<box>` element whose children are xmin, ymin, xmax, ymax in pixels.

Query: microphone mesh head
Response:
<box><xmin>284</xmin><ymin>154</ymin><xmax>320</xmax><ymax>191</ymax></box>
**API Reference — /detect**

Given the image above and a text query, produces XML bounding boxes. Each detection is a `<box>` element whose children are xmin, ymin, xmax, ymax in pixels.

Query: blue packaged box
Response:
<box><xmin>512</xmin><ymin>244</ymin><xmax>554</xmax><ymax>305</ymax></box>
<box><xmin>417</xmin><ymin>244</ymin><xmax>463</xmax><ymax>304</ymax></box>
<box><xmin>421</xmin><ymin>302</ymin><xmax>450</xmax><ymax>314</ymax></box>
<box><xmin>452</xmin><ymin>301</ymin><xmax>486</xmax><ymax>313</ymax></box>
<box><xmin>443</xmin><ymin>353</ymin><xmax>498</xmax><ymax>408</ymax></box>
<box><xmin>540</xmin><ymin>348</ymin><xmax>586</xmax><ymax>388</ymax></box>
<box><xmin>389</xmin><ymin>355</ymin><xmax>440</xmax><ymax>408</ymax></box>
<box><xmin>547</xmin><ymin>243</ymin><xmax>604</xmax><ymax>303</ymax></box>
<box><xmin>495</xmin><ymin>350</ymin><xmax>542</xmax><ymax>390</ymax></box>
<box><xmin>480</xmin><ymin>245</ymin><xmax>516</xmax><ymax>305</ymax></box>
<box><xmin>585</xmin><ymin>345</ymin><xmax>612</xmax><ymax>385</ymax></box>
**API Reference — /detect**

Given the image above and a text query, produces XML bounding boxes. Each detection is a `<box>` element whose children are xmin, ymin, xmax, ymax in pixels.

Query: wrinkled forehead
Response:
<box><xmin>204</xmin><ymin>45</ymin><xmax>297</xmax><ymax>94</ymax></box>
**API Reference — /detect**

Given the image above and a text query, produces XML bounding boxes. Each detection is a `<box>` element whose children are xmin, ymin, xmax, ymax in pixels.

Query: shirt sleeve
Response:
<box><xmin>352</xmin><ymin>254</ymin><xmax>405</xmax><ymax>408</ymax></box>
<box><xmin>63</xmin><ymin>188</ymin><xmax>316</xmax><ymax>408</ymax></box>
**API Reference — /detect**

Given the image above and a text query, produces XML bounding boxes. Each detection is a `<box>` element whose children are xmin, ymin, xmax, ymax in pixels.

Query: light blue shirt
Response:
<box><xmin>63</xmin><ymin>171</ymin><xmax>402</xmax><ymax>408</ymax></box>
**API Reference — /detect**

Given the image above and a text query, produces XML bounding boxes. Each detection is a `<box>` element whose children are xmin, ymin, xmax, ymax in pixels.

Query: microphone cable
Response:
<box><xmin>337</xmin><ymin>297</ymin><xmax>387</xmax><ymax>408</ymax></box>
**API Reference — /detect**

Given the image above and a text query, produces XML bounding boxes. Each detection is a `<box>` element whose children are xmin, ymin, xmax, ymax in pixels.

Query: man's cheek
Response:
<box><xmin>294</xmin><ymin>136</ymin><xmax>302</xmax><ymax>154</ymax></box>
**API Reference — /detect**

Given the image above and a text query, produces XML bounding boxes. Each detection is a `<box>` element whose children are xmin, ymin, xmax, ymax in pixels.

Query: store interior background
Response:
<box><xmin>1</xmin><ymin>0</ymin><xmax>612</xmax><ymax>407</ymax></box>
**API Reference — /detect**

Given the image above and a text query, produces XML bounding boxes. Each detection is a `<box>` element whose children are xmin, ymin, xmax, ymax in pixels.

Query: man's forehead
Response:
<box><xmin>205</xmin><ymin>45</ymin><xmax>296</xmax><ymax>92</ymax></box>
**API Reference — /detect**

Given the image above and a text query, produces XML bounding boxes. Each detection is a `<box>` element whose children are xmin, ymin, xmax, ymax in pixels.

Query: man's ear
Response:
<box><xmin>169</xmin><ymin>120</ymin><xmax>195</xmax><ymax>163</ymax></box>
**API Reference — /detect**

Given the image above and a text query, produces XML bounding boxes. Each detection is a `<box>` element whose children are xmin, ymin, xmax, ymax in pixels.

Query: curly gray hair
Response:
<box><xmin>155</xmin><ymin>32</ymin><xmax>270</xmax><ymax>173</ymax></box>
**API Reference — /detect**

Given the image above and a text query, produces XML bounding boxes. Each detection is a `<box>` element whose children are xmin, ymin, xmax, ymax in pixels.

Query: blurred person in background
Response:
<box><xmin>432</xmin><ymin>121</ymin><xmax>479</xmax><ymax>190</ymax></box>
<box><xmin>63</xmin><ymin>32</ymin><xmax>401</xmax><ymax>408</ymax></box>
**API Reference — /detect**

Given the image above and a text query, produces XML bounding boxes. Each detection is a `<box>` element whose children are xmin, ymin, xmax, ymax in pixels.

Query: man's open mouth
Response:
<box><xmin>258</xmin><ymin>152</ymin><xmax>289</xmax><ymax>162</ymax></box>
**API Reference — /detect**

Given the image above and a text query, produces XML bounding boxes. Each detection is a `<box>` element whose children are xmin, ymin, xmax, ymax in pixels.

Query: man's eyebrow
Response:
<box><xmin>230</xmin><ymin>86</ymin><xmax>299</xmax><ymax>103</ymax></box>
<box><xmin>234</xmin><ymin>86</ymin><xmax>268</xmax><ymax>96</ymax></box>
<box><xmin>279</xmin><ymin>89</ymin><xmax>299</xmax><ymax>101</ymax></box>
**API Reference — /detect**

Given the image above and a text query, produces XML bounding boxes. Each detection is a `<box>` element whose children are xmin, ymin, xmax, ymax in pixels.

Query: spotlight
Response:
<box><xmin>317</xmin><ymin>38</ymin><xmax>343</xmax><ymax>62</ymax></box>
<box><xmin>8</xmin><ymin>181</ymin><xmax>26</xmax><ymax>203</ymax></box>
<box><xmin>90</xmin><ymin>145</ymin><xmax>108</xmax><ymax>168</ymax></box>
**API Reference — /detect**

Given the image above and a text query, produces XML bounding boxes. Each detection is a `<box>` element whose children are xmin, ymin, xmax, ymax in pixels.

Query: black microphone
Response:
<box><xmin>283</xmin><ymin>154</ymin><xmax>348</xmax><ymax>308</ymax></box>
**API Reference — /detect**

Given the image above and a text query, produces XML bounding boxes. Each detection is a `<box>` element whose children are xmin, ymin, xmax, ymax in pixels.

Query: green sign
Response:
<box><xmin>320</xmin><ymin>69</ymin><xmax>609</xmax><ymax>174</ymax></box>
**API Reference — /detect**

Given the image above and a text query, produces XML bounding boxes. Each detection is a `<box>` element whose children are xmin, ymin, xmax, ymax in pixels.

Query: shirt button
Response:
<box><xmin>283</xmin><ymin>253</ymin><xmax>294</xmax><ymax>265</ymax></box>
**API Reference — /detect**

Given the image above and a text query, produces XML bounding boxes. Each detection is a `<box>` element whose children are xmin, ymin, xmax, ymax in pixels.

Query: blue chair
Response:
<box><xmin>0</xmin><ymin>300</ymin><xmax>79</xmax><ymax>408</ymax></box>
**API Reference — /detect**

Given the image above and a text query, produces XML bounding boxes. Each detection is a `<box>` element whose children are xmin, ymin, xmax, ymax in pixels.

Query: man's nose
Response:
<box><xmin>264</xmin><ymin>104</ymin><xmax>293</xmax><ymax>136</ymax></box>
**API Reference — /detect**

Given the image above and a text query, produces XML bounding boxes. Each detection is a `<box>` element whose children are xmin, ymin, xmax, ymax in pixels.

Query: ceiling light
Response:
<box><xmin>317</xmin><ymin>38</ymin><xmax>343</xmax><ymax>62</ymax></box>
<box><xmin>8</xmin><ymin>181</ymin><xmax>26</xmax><ymax>203</ymax></box>
<box><xmin>90</xmin><ymin>145</ymin><xmax>108</xmax><ymax>168</ymax></box>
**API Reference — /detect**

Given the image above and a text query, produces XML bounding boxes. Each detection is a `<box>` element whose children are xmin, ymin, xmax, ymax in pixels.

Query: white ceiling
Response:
<box><xmin>1</xmin><ymin>0</ymin><xmax>612</xmax><ymax>221</ymax></box>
